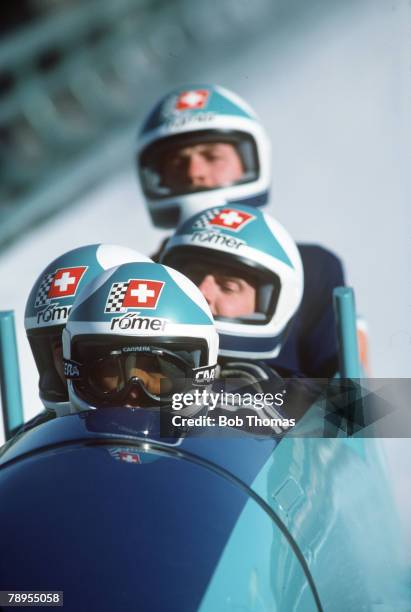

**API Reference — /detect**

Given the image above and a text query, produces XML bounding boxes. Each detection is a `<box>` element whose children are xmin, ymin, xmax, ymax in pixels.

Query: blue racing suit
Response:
<box><xmin>268</xmin><ymin>244</ymin><xmax>345</xmax><ymax>378</ymax></box>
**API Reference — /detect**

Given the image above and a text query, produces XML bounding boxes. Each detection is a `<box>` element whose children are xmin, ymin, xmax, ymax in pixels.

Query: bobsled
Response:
<box><xmin>0</xmin><ymin>400</ymin><xmax>410</xmax><ymax>611</ymax></box>
<box><xmin>0</xmin><ymin>289</ymin><xmax>410</xmax><ymax>611</ymax></box>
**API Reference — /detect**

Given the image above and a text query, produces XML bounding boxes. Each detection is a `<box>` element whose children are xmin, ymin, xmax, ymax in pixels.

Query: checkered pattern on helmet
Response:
<box><xmin>193</xmin><ymin>208</ymin><xmax>222</xmax><ymax>230</ymax></box>
<box><xmin>104</xmin><ymin>281</ymin><xmax>130</xmax><ymax>313</ymax></box>
<box><xmin>34</xmin><ymin>272</ymin><xmax>55</xmax><ymax>308</ymax></box>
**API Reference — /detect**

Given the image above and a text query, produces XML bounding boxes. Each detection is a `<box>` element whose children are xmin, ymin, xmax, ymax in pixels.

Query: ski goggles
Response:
<box><xmin>65</xmin><ymin>342</ymin><xmax>214</xmax><ymax>407</ymax></box>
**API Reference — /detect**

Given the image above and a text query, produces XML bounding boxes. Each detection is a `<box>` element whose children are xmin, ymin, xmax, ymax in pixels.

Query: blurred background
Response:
<box><xmin>0</xmin><ymin>0</ymin><xmax>410</xmax><ymax>530</ymax></box>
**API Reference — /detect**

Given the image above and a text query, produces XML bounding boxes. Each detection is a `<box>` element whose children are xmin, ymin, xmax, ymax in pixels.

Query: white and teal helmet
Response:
<box><xmin>62</xmin><ymin>261</ymin><xmax>219</xmax><ymax>413</ymax></box>
<box><xmin>161</xmin><ymin>205</ymin><xmax>303</xmax><ymax>359</ymax></box>
<box><xmin>25</xmin><ymin>244</ymin><xmax>151</xmax><ymax>415</ymax></box>
<box><xmin>137</xmin><ymin>84</ymin><xmax>271</xmax><ymax>229</ymax></box>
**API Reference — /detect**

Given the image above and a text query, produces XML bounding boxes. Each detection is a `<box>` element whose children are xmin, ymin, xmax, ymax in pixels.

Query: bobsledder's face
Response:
<box><xmin>162</xmin><ymin>143</ymin><xmax>244</xmax><ymax>191</ymax></box>
<box><xmin>71</xmin><ymin>340</ymin><xmax>205</xmax><ymax>410</ymax></box>
<box><xmin>91</xmin><ymin>354</ymin><xmax>173</xmax><ymax>408</ymax></box>
<box><xmin>198</xmin><ymin>274</ymin><xmax>256</xmax><ymax>318</ymax></box>
<box><xmin>181</xmin><ymin>263</ymin><xmax>257</xmax><ymax>318</ymax></box>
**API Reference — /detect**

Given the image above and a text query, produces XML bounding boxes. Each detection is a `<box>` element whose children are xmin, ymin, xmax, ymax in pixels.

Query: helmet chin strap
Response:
<box><xmin>177</xmin><ymin>192</ymin><xmax>229</xmax><ymax>225</ymax></box>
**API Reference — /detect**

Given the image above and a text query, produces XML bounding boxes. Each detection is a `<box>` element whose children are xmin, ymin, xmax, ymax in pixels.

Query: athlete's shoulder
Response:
<box><xmin>297</xmin><ymin>243</ymin><xmax>345</xmax><ymax>284</ymax></box>
<box><xmin>297</xmin><ymin>242</ymin><xmax>343</xmax><ymax>266</ymax></box>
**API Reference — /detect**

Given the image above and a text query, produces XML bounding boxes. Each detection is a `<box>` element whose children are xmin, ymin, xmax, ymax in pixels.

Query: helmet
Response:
<box><xmin>136</xmin><ymin>84</ymin><xmax>271</xmax><ymax>228</ymax></box>
<box><xmin>25</xmin><ymin>244</ymin><xmax>151</xmax><ymax>416</ymax></box>
<box><xmin>62</xmin><ymin>261</ymin><xmax>218</xmax><ymax>413</ymax></box>
<box><xmin>161</xmin><ymin>204</ymin><xmax>303</xmax><ymax>359</ymax></box>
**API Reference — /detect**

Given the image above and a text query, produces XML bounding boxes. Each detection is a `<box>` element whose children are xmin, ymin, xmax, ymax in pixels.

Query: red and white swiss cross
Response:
<box><xmin>48</xmin><ymin>267</ymin><xmax>87</xmax><ymax>299</ymax></box>
<box><xmin>175</xmin><ymin>89</ymin><xmax>209</xmax><ymax>110</ymax></box>
<box><xmin>105</xmin><ymin>279</ymin><xmax>165</xmax><ymax>313</ymax></box>
<box><xmin>123</xmin><ymin>279</ymin><xmax>164</xmax><ymax>309</ymax></box>
<box><xmin>209</xmin><ymin>208</ymin><xmax>255</xmax><ymax>232</ymax></box>
<box><xmin>35</xmin><ymin>266</ymin><xmax>87</xmax><ymax>308</ymax></box>
<box><xmin>119</xmin><ymin>451</ymin><xmax>141</xmax><ymax>464</ymax></box>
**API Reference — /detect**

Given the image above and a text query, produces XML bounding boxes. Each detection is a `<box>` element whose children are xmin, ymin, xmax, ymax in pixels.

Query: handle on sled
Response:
<box><xmin>0</xmin><ymin>311</ymin><xmax>24</xmax><ymax>440</ymax></box>
<box><xmin>333</xmin><ymin>287</ymin><xmax>361</xmax><ymax>379</ymax></box>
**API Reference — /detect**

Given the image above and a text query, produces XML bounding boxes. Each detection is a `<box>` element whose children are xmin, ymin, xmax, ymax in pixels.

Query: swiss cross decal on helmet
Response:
<box><xmin>136</xmin><ymin>84</ymin><xmax>271</xmax><ymax>229</ymax></box>
<box><xmin>25</xmin><ymin>244</ymin><xmax>151</xmax><ymax>415</ymax></box>
<box><xmin>161</xmin><ymin>204</ymin><xmax>303</xmax><ymax>360</ymax></box>
<box><xmin>105</xmin><ymin>279</ymin><xmax>165</xmax><ymax>313</ymax></box>
<box><xmin>175</xmin><ymin>89</ymin><xmax>209</xmax><ymax>110</ymax></box>
<box><xmin>63</xmin><ymin>261</ymin><xmax>218</xmax><ymax>413</ymax></box>
<box><xmin>34</xmin><ymin>266</ymin><xmax>87</xmax><ymax>307</ymax></box>
<box><xmin>208</xmin><ymin>208</ymin><xmax>255</xmax><ymax>232</ymax></box>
